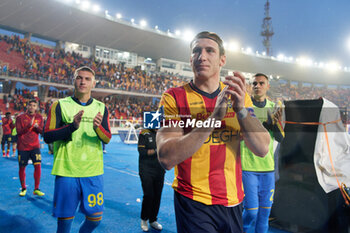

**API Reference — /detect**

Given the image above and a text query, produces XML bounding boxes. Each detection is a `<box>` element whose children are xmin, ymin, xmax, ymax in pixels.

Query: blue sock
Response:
<box><xmin>243</xmin><ymin>208</ymin><xmax>258</xmax><ymax>232</ymax></box>
<box><xmin>255</xmin><ymin>207</ymin><xmax>271</xmax><ymax>233</ymax></box>
<box><xmin>57</xmin><ymin>217</ymin><xmax>74</xmax><ymax>233</ymax></box>
<box><xmin>79</xmin><ymin>213</ymin><xmax>102</xmax><ymax>233</ymax></box>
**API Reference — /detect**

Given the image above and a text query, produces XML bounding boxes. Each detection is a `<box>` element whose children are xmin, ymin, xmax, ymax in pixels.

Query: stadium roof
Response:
<box><xmin>1</xmin><ymin>0</ymin><xmax>350</xmax><ymax>85</ymax></box>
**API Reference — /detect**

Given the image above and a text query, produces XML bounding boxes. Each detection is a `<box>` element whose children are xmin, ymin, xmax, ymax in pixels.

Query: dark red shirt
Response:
<box><xmin>16</xmin><ymin>113</ymin><xmax>44</xmax><ymax>151</ymax></box>
<box><xmin>2</xmin><ymin>117</ymin><xmax>14</xmax><ymax>135</ymax></box>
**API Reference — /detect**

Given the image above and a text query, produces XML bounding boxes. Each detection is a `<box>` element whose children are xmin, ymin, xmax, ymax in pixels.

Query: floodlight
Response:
<box><xmin>228</xmin><ymin>41</ymin><xmax>239</xmax><ymax>52</ymax></box>
<box><xmin>245</xmin><ymin>47</ymin><xmax>252</xmax><ymax>54</ymax></box>
<box><xmin>81</xmin><ymin>1</ymin><xmax>90</xmax><ymax>10</ymax></box>
<box><xmin>140</xmin><ymin>20</ymin><xmax>147</xmax><ymax>27</ymax></box>
<box><xmin>296</xmin><ymin>56</ymin><xmax>313</xmax><ymax>66</ymax></box>
<box><xmin>131</xmin><ymin>18</ymin><xmax>135</xmax><ymax>23</ymax></box>
<box><xmin>325</xmin><ymin>61</ymin><xmax>340</xmax><ymax>72</ymax></box>
<box><xmin>175</xmin><ymin>30</ymin><xmax>181</xmax><ymax>36</ymax></box>
<box><xmin>116</xmin><ymin>13</ymin><xmax>122</xmax><ymax>19</ymax></box>
<box><xmin>182</xmin><ymin>30</ymin><xmax>194</xmax><ymax>42</ymax></box>
<box><xmin>92</xmin><ymin>4</ymin><xmax>100</xmax><ymax>12</ymax></box>
<box><xmin>277</xmin><ymin>54</ymin><xmax>285</xmax><ymax>61</ymax></box>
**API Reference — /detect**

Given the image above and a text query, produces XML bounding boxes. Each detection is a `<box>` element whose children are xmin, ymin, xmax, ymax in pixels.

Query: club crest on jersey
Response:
<box><xmin>228</xmin><ymin>99</ymin><xmax>233</xmax><ymax>109</ymax></box>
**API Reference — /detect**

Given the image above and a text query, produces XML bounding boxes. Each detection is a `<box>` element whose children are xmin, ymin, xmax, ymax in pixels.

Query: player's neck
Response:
<box><xmin>193</xmin><ymin>76</ymin><xmax>220</xmax><ymax>94</ymax></box>
<box><xmin>74</xmin><ymin>92</ymin><xmax>91</xmax><ymax>103</ymax></box>
<box><xmin>253</xmin><ymin>95</ymin><xmax>266</xmax><ymax>102</ymax></box>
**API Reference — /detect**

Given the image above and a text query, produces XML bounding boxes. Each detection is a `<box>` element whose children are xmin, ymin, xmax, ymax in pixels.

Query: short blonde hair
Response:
<box><xmin>74</xmin><ymin>66</ymin><xmax>95</xmax><ymax>79</ymax></box>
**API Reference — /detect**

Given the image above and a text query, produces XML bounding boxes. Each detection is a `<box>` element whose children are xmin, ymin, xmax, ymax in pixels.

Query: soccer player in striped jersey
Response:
<box><xmin>44</xmin><ymin>66</ymin><xmax>111</xmax><ymax>233</ymax></box>
<box><xmin>156</xmin><ymin>31</ymin><xmax>270</xmax><ymax>233</ymax></box>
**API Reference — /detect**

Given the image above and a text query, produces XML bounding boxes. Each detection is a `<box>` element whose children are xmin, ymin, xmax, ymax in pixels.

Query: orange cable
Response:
<box><xmin>283</xmin><ymin>118</ymin><xmax>349</xmax><ymax>205</ymax></box>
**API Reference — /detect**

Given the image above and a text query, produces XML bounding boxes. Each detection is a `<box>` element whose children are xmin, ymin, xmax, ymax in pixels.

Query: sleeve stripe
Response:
<box><xmin>49</xmin><ymin>101</ymin><xmax>59</xmax><ymax>130</ymax></box>
<box><xmin>276</xmin><ymin>120</ymin><xmax>285</xmax><ymax>137</ymax></box>
<box><xmin>96</xmin><ymin>125</ymin><xmax>111</xmax><ymax>144</ymax></box>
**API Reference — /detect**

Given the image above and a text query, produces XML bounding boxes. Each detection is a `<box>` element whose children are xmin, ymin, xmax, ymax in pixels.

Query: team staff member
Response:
<box><xmin>138</xmin><ymin>128</ymin><xmax>165</xmax><ymax>231</ymax></box>
<box><xmin>16</xmin><ymin>99</ymin><xmax>45</xmax><ymax>197</ymax></box>
<box><xmin>241</xmin><ymin>73</ymin><xmax>284</xmax><ymax>233</ymax></box>
<box><xmin>2</xmin><ymin>112</ymin><xmax>14</xmax><ymax>157</ymax></box>
<box><xmin>44</xmin><ymin>66</ymin><xmax>111</xmax><ymax>233</ymax></box>
<box><xmin>156</xmin><ymin>31</ymin><xmax>270</xmax><ymax>233</ymax></box>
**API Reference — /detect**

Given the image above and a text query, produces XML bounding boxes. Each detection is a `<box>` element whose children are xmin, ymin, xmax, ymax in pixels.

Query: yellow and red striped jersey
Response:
<box><xmin>160</xmin><ymin>81</ymin><xmax>253</xmax><ymax>206</ymax></box>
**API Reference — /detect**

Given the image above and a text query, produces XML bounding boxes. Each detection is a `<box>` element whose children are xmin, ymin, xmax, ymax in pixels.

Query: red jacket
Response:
<box><xmin>16</xmin><ymin>113</ymin><xmax>43</xmax><ymax>151</ymax></box>
<box><xmin>2</xmin><ymin>117</ymin><xmax>14</xmax><ymax>135</ymax></box>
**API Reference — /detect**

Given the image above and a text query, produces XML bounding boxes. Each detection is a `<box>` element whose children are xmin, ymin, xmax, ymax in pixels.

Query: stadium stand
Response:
<box><xmin>0</xmin><ymin>34</ymin><xmax>187</xmax><ymax>95</ymax></box>
<box><xmin>1</xmin><ymin>33</ymin><xmax>350</xmax><ymax>124</ymax></box>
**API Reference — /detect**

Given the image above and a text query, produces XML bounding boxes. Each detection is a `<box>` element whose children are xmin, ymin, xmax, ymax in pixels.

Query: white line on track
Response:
<box><xmin>105</xmin><ymin>165</ymin><xmax>172</xmax><ymax>186</ymax></box>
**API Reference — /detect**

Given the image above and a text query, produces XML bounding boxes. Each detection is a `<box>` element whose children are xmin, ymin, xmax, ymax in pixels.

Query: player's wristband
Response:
<box><xmin>237</xmin><ymin>108</ymin><xmax>248</xmax><ymax>119</ymax></box>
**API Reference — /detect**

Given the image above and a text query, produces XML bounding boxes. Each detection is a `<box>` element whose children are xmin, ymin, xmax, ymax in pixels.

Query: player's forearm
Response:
<box><xmin>239</xmin><ymin>115</ymin><xmax>270</xmax><ymax>157</ymax></box>
<box><xmin>157</xmin><ymin>126</ymin><xmax>214</xmax><ymax>170</ymax></box>
<box><xmin>16</xmin><ymin>123</ymin><xmax>32</xmax><ymax>136</ymax></box>
<box><xmin>95</xmin><ymin>108</ymin><xmax>112</xmax><ymax>144</ymax></box>
<box><xmin>43</xmin><ymin>123</ymin><xmax>77</xmax><ymax>143</ymax></box>
<box><xmin>95</xmin><ymin>124</ymin><xmax>111</xmax><ymax>144</ymax></box>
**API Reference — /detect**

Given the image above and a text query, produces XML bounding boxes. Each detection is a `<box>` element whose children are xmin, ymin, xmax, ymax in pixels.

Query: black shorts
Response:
<box><xmin>174</xmin><ymin>191</ymin><xmax>243</xmax><ymax>233</ymax></box>
<box><xmin>1</xmin><ymin>134</ymin><xmax>12</xmax><ymax>144</ymax></box>
<box><xmin>11</xmin><ymin>135</ymin><xmax>17</xmax><ymax>143</ymax></box>
<box><xmin>18</xmin><ymin>148</ymin><xmax>41</xmax><ymax>166</ymax></box>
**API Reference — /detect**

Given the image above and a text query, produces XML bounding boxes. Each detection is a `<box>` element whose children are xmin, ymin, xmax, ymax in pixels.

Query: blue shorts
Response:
<box><xmin>242</xmin><ymin>171</ymin><xmax>275</xmax><ymax>209</ymax></box>
<box><xmin>174</xmin><ymin>191</ymin><xmax>243</xmax><ymax>233</ymax></box>
<box><xmin>53</xmin><ymin>175</ymin><xmax>104</xmax><ymax>218</ymax></box>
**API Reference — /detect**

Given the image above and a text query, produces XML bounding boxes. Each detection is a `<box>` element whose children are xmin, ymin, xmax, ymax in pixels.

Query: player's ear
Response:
<box><xmin>219</xmin><ymin>55</ymin><xmax>226</xmax><ymax>67</ymax></box>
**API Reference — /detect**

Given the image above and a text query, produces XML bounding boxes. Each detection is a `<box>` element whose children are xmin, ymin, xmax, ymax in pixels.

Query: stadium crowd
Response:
<box><xmin>1</xmin><ymin>34</ymin><xmax>349</xmax><ymax>122</ymax></box>
<box><xmin>0</xmin><ymin>34</ymin><xmax>186</xmax><ymax>95</ymax></box>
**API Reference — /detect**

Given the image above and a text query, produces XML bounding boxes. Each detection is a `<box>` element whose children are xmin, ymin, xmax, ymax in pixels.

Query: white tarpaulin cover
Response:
<box><xmin>314</xmin><ymin>98</ymin><xmax>350</xmax><ymax>193</ymax></box>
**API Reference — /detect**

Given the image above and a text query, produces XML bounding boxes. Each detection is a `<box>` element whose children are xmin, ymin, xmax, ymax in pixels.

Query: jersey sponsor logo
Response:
<box><xmin>189</xmin><ymin>101</ymin><xmax>204</xmax><ymax>106</ymax></box>
<box><xmin>66</xmin><ymin>116</ymin><xmax>94</xmax><ymax>123</ymax></box>
<box><xmin>204</xmin><ymin>129</ymin><xmax>239</xmax><ymax>144</ymax></box>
